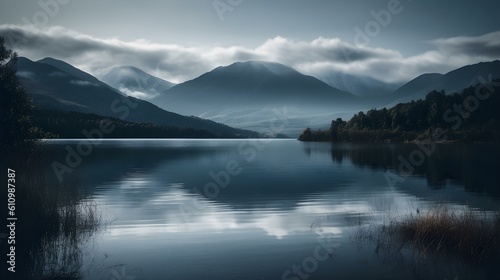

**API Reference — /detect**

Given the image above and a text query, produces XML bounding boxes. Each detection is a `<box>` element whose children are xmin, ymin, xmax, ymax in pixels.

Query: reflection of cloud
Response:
<box><xmin>100</xmin><ymin>180</ymin><xmax>362</xmax><ymax>239</ymax></box>
<box><xmin>97</xmin><ymin>174</ymin><xmax>479</xmax><ymax>241</ymax></box>
<box><xmin>2</xmin><ymin>24</ymin><xmax>500</xmax><ymax>84</ymax></box>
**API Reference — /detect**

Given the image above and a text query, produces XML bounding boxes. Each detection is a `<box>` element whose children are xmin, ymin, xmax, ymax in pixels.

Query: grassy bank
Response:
<box><xmin>356</xmin><ymin>205</ymin><xmax>500</xmax><ymax>264</ymax></box>
<box><xmin>2</xmin><ymin>149</ymin><xmax>102</xmax><ymax>280</ymax></box>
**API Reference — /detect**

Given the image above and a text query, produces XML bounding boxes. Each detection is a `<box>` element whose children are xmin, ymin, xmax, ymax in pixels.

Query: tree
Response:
<box><xmin>298</xmin><ymin>127</ymin><xmax>313</xmax><ymax>141</ymax></box>
<box><xmin>0</xmin><ymin>37</ymin><xmax>39</xmax><ymax>156</ymax></box>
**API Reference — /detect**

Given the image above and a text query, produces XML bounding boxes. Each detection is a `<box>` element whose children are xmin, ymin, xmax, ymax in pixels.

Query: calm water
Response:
<box><xmin>43</xmin><ymin>139</ymin><xmax>500</xmax><ymax>280</ymax></box>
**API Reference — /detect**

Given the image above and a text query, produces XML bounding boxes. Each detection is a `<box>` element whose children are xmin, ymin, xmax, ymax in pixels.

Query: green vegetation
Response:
<box><xmin>299</xmin><ymin>84</ymin><xmax>500</xmax><ymax>142</ymax></box>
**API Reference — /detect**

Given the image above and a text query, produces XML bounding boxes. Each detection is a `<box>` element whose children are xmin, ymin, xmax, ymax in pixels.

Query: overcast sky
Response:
<box><xmin>1</xmin><ymin>0</ymin><xmax>500</xmax><ymax>83</ymax></box>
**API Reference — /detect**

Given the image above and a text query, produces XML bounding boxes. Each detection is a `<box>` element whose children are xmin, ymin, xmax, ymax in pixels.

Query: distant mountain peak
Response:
<box><xmin>37</xmin><ymin>57</ymin><xmax>101</xmax><ymax>84</ymax></box>
<box><xmin>14</xmin><ymin>58</ymin><xmax>257</xmax><ymax>138</ymax></box>
<box><xmin>223</xmin><ymin>61</ymin><xmax>297</xmax><ymax>75</ymax></box>
<box><xmin>100</xmin><ymin>66</ymin><xmax>175</xmax><ymax>100</ymax></box>
<box><xmin>314</xmin><ymin>70</ymin><xmax>402</xmax><ymax>97</ymax></box>
<box><xmin>388</xmin><ymin>60</ymin><xmax>500</xmax><ymax>105</ymax></box>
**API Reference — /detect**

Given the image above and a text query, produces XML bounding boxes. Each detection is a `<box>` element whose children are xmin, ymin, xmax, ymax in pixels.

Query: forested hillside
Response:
<box><xmin>299</xmin><ymin>82</ymin><xmax>500</xmax><ymax>142</ymax></box>
<box><xmin>33</xmin><ymin>110</ymin><xmax>225</xmax><ymax>139</ymax></box>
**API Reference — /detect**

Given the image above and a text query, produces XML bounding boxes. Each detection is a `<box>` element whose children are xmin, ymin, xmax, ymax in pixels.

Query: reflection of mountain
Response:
<box><xmin>44</xmin><ymin>140</ymin><xmax>500</xmax><ymax>214</ymax></box>
<box><xmin>43</xmin><ymin>141</ymin><xmax>347</xmax><ymax>207</ymax></box>
<box><xmin>311</xmin><ymin>143</ymin><xmax>500</xmax><ymax>197</ymax></box>
<box><xmin>40</xmin><ymin>140</ymin><xmax>500</xmax><ymax>241</ymax></box>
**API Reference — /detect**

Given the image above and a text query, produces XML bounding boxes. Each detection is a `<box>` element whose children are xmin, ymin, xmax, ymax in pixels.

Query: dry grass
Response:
<box><xmin>376</xmin><ymin>206</ymin><xmax>500</xmax><ymax>263</ymax></box>
<box><xmin>4</xmin><ymin>149</ymin><xmax>103</xmax><ymax>280</ymax></box>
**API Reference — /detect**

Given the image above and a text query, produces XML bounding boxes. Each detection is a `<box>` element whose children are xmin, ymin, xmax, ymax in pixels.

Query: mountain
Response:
<box><xmin>153</xmin><ymin>61</ymin><xmax>357</xmax><ymax>113</ymax></box>
<box><xmin>100</xmin><ymin>66</ymin><xmax>175</xmax><ymax>100</ymax></box>
<box><xmin>149</xmin><ymin>61</ymin><xmax>361</xmax><ymax>135</ymax></box>
<box><xmin>37</xmin><ymin>57</ymin><xmax>124</xmax><ymax>95</ymax></box>
<box><xmin>390</xmin><ymin>73</ymin><xmax>444</xmax><ymax>99</ymax></box>
<box><xmin>14</xmin><ymin>57</ymin><xmax>258</xmax><ymax>138</ymax></box>
<box><xmin>315</xmin><ymin>71</ymin><xmax>401</xmax><ymax>97</ymax></box>
<box><xmin>389</xmin><ymin>60</ymin><xmax>500</xmax><ymax>104</ymax></box>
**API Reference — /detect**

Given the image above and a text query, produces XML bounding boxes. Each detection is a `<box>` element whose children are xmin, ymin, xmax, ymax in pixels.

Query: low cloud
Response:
<box><xmin>69</xmin><ymin>80</ymin><xmax>98</xmax><ymax>87</ymax></box>
<box><xmin>432</xmin><ymin>31</ymin><xmax>500</xmax><ymax>58</ymax></box>
<box><xmin>1</xmin><ymin>24</ymin><xmax>499</xmax><ymax>84</ymax></box>
<box><xmin>15</xmin><ymin>70</ymin><xmax>34</xmax><ymax>79</ymax></box>
<box><xmin>118</xmin><ymin>87</ymin><xmax>157</xmax><ymax>100</ymax></box>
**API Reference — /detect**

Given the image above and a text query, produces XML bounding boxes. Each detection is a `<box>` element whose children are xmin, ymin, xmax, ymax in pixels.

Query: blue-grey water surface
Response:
<box><xmin>44</xmin><ymin>139</ymin><xmax>500</xmax><ymax>280</ymax></box>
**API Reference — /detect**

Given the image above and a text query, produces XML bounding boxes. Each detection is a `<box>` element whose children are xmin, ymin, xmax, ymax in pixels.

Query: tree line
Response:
<box><xmin>32</xmin><ymin>109</ymin><xmax>220</xmax><ymax>139</ymax></box>
<box><xmin>299</xmin><ymin>83</ymin><xmax>500</xmax><ymax>142</ymax></box>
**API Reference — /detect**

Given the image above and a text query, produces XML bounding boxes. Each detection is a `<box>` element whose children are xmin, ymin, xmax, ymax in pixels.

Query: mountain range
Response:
<box><xmin>149</xmin><ymin>61</ymin><xmax>366</xmax><ymax>134</ymax></box>
<box><xmin>153</xmin><ymin>61</ymin><xmax>358</xmax><ymax>113</ymax></box>
<box><xmin>14</xmin><ymin>57</ymin><xmax>259</xmax><ymax>138</ymax></box>
<box><xmin>388</xmin><ymin>60</ymin><xmax>500</xmax><ymax>105</ymax></box>
<box><xmin>100</xmin><ymin>66</ymin><xmax>175</xmax><ymax>100</ymax></box>
<box><xmin>13</xmin><ymin>56</ymin><xmax>500</xmax><ymax>137</ymax></box>
<box><xmin>314</xmin><ymin>71</ymin><xmax>401</xmax><ymax>97</ymax></box>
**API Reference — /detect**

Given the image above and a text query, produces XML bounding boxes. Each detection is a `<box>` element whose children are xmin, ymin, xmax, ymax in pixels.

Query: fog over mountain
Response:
<box><xmin>149</xmin><ymin>61</ymin><xmax>363</xmax><ymax>135</ymax></box>
<box><xmin>100</xmin><ymin>66</ymin><xmax>175</xmax><ymax>100</ymax></box>
<box><xmin>388</xmin><ymin>60</ymin><xmax>500</xmax><ymax>106</ymax></box>
<box><xmin>14</xmin><ymin>57</ymin><xmax>259</xmax><ymax>138</ymax></box>
<box><xmin>315</xmin><ymin>71</ymin><xmax>402</xmax><ymax>97</ymax></box>
<box><xmin>12</xmin><ymin>55</ymin><xmax>500</xmax><ymax>137</ymax></box>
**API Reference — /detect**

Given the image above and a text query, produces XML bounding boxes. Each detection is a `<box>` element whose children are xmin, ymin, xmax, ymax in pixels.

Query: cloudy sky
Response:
<box><xmin>1</xmin><ymin>0</ymin><xmax>500</xmax><ymax>83</ymax></box>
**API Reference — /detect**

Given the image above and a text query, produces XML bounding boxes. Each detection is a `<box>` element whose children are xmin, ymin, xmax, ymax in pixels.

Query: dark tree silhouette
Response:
<box><xmin>0</xmin><ymin>37</ymin><xmax>40</xmax><ymax>157</ymax></box>
<box><xmin>299</xmin><ymin>85</ymin><xmax>500</xmax><ymax>143</ymax></box>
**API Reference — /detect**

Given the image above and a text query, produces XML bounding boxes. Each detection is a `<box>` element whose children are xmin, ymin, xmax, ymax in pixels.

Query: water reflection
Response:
<box><xmin>39</xmin><ymin>140</ymin><xmax>500</xmax><ymax>280</ymax></box>
<box><xmin>310</xmin><ymin>142</ymin><xmax>499</xmax><ymax>195</ymax></box>
<box><xmin>1</xmin><ymin>152</ymin><xmax>101</xmax><ymax>280</ymax></box>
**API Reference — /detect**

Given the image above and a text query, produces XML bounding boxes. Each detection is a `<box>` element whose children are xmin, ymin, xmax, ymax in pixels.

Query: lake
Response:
<box><xmin>42</xmin><ymin>139</ymin><xmax>500</xmax><ymax>280</ymax></box>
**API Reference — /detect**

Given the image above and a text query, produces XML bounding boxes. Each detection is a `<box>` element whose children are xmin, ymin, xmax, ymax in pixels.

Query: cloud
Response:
<box><xmin>15</xmin><ymin>71</ymin><xmax>34</xmax><ymax>79</ymax></box>
<box><xmin>118</xmin><ymin>87</ymin><xmax>157</xmax><ymax>100</ymax></box>
<box><xmin>1</xmin><ymin>24</ymin><xmax>499</xmax><ymax>84</ymax></box>
<box><xmin>432</xmin><ymin>31</ymin><xmax>500</xmax><ymax>58</ymax></box>
<box><xmin>69</xmin><ymin>80</ymin><xmax>98</xmax><ymax>87</ymax></box>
